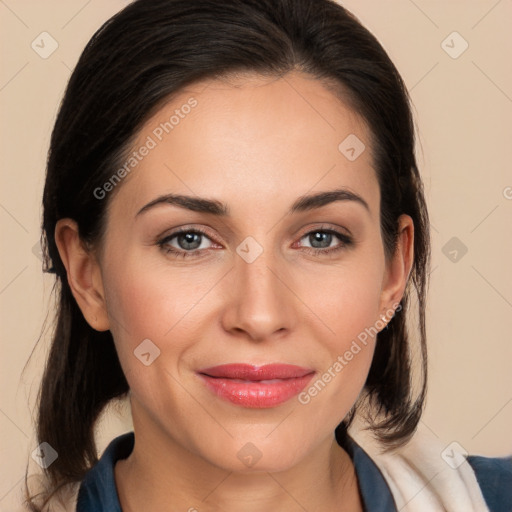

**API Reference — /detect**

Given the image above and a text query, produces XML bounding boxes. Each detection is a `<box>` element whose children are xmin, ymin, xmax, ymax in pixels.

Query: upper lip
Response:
<box><xmin>197</xmin><ymin>363</ymin><xmax>315</xmax><ymax>381</ymax></box>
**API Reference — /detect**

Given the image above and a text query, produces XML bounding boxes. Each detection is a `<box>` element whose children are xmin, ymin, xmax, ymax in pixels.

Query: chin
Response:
<box><xmin>198</xmin><ymin>434</ymin><xmax>309</xmax><ymax>474</ymax></box>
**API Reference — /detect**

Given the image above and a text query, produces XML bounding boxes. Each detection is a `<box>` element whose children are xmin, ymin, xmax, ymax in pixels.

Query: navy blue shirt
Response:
<box><xmin>76</xmin><ymin>431</ymin><xmax>512</xmax><ymax>511</ymax></box>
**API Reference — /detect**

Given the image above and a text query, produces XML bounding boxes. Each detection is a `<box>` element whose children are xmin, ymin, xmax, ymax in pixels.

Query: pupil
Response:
<box><xmin>180</xmin><ymin>233</ymin><xmax>200</xmax><ymax>250</ymax></box>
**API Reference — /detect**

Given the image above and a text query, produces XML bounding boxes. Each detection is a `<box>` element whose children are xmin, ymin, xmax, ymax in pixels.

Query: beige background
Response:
<box><xmin>1</xmin><ymin>1</ymin><xmax>511</xmax><ymax>510</ymax></box>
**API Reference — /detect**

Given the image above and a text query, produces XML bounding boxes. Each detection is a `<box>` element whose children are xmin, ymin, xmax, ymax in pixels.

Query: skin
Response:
<box><xmin>55</xmin><ymin>70</ymin><xmax>414</xmax><ymax>512</ymax></box>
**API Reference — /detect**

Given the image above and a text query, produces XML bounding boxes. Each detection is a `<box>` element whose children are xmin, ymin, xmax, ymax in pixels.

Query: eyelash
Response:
<box><xmin>157</xmin><ymin>226</ymin><xmax>353</xmax><ymax>260</ymax></box>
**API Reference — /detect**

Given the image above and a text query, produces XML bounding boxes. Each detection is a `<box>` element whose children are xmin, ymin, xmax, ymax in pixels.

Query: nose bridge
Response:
<box><xmin>237</xmin><ymin>240</ymin><xmax>278</xmax><ymax>296</ymax></box>
<box><xmin>223</xmin><ymin>236</ymin><xmax>293</xmax><ymax>340</ymax></box>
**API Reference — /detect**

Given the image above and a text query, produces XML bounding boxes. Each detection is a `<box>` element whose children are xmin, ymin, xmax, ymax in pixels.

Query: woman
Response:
<box><xmin>24</xmin><ymin>0</ymin><xmax>511</xmax><ymax>510</ymax></box>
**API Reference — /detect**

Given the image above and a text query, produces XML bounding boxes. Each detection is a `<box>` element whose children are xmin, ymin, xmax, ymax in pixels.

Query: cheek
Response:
<box><xmin>292</xmin><ymin>251</ymin><xmax>384</xmax><ymax>411</ymax></box>
<box><xmin>100</xmin><ymin>252</ymin><xmax>202</xmax><ymax>369</ymax></box>
<box><xmin>100</xmin><ymin>255</ymin><xmax>210</xmax><ymax>424</ymax></box>
<box><xmin>296</xmin><ymin>253</ymin><xmax>384</xmax><ymax>347</ymax></box>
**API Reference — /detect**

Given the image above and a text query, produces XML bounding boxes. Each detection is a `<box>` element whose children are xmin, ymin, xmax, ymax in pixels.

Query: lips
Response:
<box><xmin>196</xmin><ymin>363</ymin><xmax>315</xmax><ymax>408</ymax></box>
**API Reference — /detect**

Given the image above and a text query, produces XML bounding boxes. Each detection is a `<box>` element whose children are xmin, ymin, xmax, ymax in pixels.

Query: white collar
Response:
<box><xmin>348</xmin><ymin>415</ymin><xmax>489</xmax><ymax>511</ymax></box>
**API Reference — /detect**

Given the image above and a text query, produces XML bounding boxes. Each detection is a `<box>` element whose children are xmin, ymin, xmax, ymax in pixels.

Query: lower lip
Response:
<box><xmin>197</xmin><ymin>373</ymin><xmax>315</xmax><ymax>408</ymax></box>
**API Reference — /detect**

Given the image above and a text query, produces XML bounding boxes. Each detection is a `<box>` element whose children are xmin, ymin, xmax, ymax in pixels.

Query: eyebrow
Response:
<box><xmin>136</xmin><ymin>188</ymin><xmax>370</xmax><ymax>217</ymax></box>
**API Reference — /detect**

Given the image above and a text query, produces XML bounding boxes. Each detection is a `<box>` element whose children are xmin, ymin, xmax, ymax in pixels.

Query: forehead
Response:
<box><xmin>110</xmin><ymin>71</ymin><xmax>379</xmax><ymax>219</ymax></box>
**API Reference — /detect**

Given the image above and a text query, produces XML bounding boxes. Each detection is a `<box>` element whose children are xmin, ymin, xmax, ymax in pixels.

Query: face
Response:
<box><xmin>83</xmin><ymin>71</ymin><xmax>406</xmax><ymax>472</ymax></box>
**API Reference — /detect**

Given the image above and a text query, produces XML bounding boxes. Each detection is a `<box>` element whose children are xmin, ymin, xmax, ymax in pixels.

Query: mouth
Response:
<box><xmin>196</xmin><ymin>363</ymin><xmax>315</xmax><ymax>408</ymax></box>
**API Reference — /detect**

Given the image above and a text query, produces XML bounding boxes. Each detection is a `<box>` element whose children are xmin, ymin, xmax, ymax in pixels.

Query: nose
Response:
<box><xmin>220</xmin><ymin>244</ymin><xmax>297</xmax><ymax>342</ymax></box>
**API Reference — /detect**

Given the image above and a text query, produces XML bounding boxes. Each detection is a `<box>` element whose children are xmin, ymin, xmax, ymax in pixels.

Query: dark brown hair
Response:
<box><xmin>25</xmin><ymin>0</ymin><xmax>430</xmax><ymax>509</ymax></box>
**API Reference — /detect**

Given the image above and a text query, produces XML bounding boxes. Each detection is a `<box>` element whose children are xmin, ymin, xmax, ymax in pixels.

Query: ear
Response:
<box><xmin>378</xmin><ymin>214</ymin><xmax>414</xmax><ymax>318</ymax></box>
<box><xmin>54</xmin><ymin>219</ymin><xmax>110</xmax><ymax>331</ymax></box>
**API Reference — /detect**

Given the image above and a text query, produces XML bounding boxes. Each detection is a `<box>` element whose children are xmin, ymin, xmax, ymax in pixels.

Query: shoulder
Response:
<box><xmin>468</xmin><ymin>454</ymin><xmax>512</xmax><ymax>511</ymax></box>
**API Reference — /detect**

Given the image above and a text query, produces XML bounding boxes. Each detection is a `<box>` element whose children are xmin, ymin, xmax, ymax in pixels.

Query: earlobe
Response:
<box><xmin>378</xmin><ymin>214</ymin><xmax>414</xmax><ymax>318</ymax></box>
<box><xmin>54</xmin><ymin>219</ymin><xmax>110</xmax><ymax>332</ymax></box>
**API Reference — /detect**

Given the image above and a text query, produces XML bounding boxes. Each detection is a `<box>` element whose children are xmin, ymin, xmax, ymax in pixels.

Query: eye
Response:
<box><xmin>157</xmin><ymin>225</ymin><xmax>354</xmax><ymax>260</ymax></box>
<box><xmin>157</xmin><ymin>227</ymin><xmax>217</xmax><ymax>259</ymax></box>
<box><xmin>296</xmin><ymin>227</ymin><xmax>353</xmax><ymax>256</ymax></box>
